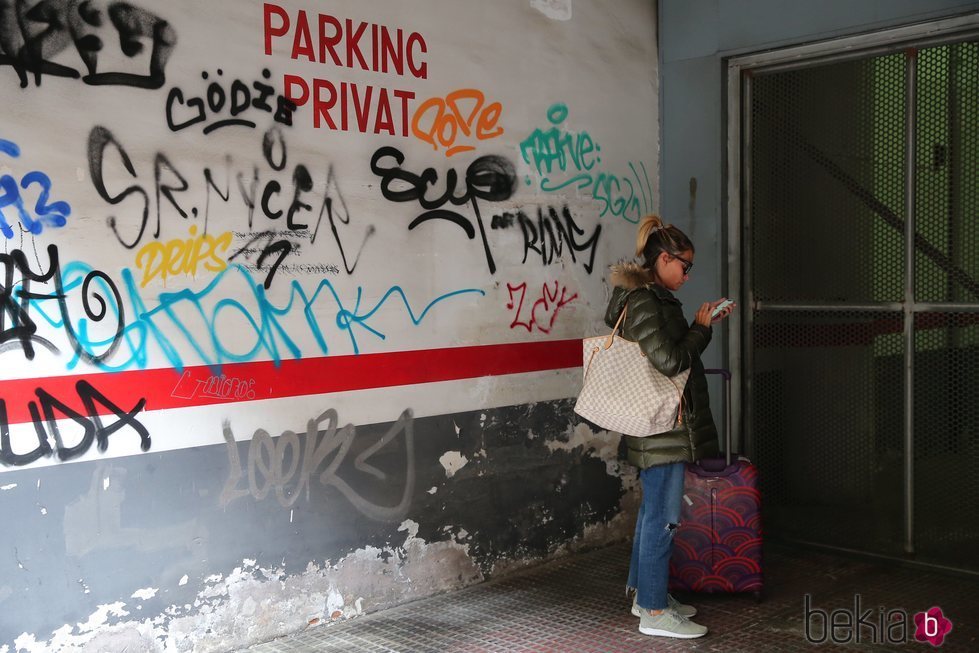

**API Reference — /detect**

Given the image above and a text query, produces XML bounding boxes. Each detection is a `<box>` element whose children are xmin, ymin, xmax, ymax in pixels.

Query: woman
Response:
<box><xmin>605</xmin><ymin>214</ymin><xmax>733</xmax><ymax>639</ymax></box>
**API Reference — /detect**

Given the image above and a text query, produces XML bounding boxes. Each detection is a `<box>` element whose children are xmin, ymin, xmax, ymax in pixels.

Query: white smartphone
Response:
<box><xmin>711</xmin><ymin>299</ymin><xmax>735</xmax><ymax>318</ymax></box>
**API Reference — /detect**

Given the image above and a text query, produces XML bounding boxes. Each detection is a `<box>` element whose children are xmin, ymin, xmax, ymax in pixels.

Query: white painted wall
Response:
<box><xmin>1</xmin><ymin>1</ymin><xmax>658</xmax><ymax>649</ymax></box>
<box><xmin>1</xmin><ymin>0</ymin><xmax>659</xmax><ymax>469</ymax></box>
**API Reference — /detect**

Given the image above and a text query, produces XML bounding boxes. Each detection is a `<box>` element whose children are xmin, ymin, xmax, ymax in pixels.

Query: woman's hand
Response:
<box><xmin>694</xmin><ymin>299</ymin><xmax>736</xmax><ymax>327</ymax></box>
<box><xmin>694</xmin><ymin>302</ymin><xmax>713</xmax><ymax>327</ymax></box>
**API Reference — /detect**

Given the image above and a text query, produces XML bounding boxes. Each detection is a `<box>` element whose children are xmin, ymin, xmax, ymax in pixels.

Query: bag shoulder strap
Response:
<box><xmin>607</xmin><ymin>287</ymin><xmax>646</xmax><ymax>348</ymax></box>
<box><xmin>583</xmin><ymin>302</ymin><xmax>628</xmax><ymax>381</ymax></box>
<box><xmin>605</xmin><ymin>302</ymin><xmax>628</xmax><ymax>350</ymax></box>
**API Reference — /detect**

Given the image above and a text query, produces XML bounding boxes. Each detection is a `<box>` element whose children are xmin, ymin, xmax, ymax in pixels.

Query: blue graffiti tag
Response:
<box><xmin>23</xmin><ymin>261</ymin><xmax>484</xmax><ymax>372</ymax></box>
<box><xmin>0</xmin><ymin>138</ymin><xmax>72</xmax><ymax>238</ymax></box>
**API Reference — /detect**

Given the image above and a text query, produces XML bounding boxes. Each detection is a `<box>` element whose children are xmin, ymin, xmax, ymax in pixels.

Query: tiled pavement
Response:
<box><xmin>246</xmin><ymin>541</ymin><xmax>978</xmax><ymax>652</ymax></box>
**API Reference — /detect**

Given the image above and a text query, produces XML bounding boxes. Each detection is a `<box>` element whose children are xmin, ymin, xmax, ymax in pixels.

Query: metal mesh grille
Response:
<box><xmin>913</xmin><ymin>312</ymin><xmax>979</xmax><ymax>567</ymax></box>
<box><xmin>747</xmin><ymin>39</ymin><xmax>979</xmax><ymax>572</ymax></box>
<box><xmin>915</xmin><ymin>43</ymin><xmax>979</xmax><ymax>303</ymax></box>
<box><xmin>751</xmin><ymin>310</ymin><xmax>905</xmax><ymax>555</ymax></box>
<box><xmin>750</xmin><ymin>54</ymin><xmax>906</xmax><ymax>303</ymax></box>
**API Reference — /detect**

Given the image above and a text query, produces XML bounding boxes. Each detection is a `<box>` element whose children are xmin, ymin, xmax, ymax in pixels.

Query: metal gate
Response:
<box><xmin>728</xmin><ymin>16</ymin><xmax>979</xmax><ymax>573</ymax></box>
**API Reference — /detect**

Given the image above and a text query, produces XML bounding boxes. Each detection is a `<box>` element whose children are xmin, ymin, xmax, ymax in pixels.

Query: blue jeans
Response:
<box><xmin>627</xmin><ymin>462</ymin><xmax>685</xmax><ymax>611</ymax></box>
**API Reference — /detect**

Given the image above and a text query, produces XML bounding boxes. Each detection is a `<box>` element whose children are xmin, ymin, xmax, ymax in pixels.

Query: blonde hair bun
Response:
<box><xmin>636</xmin><ymin>214</ymin><xmax>667</xmax><ymax>256</ymax></box>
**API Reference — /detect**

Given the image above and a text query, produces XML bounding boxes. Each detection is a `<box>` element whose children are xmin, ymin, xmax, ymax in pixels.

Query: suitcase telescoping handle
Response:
<box><xmin>703</xmin><ymin>369</ymin><xmax>732</xmax><ymax>466</ymax></box>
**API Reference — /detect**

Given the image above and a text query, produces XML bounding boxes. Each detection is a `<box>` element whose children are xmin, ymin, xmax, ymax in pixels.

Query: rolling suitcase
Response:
<box><xmin>669</xmin><ymin>368</ymin><xmax>764</xmax><ymax>599</ymax></box>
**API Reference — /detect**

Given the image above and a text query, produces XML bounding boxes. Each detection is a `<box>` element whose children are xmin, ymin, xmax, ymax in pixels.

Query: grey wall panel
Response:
<box><xmin>0</xmin><ymin>400</ymin><xmax>630</xmax><ymax>647</ymax></box>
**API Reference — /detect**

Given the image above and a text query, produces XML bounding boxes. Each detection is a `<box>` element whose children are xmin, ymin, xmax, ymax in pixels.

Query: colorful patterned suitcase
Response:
<box><xmin>669</xmin><ymin>369</ymin><xmax>764</xmax><ymax>598</ymax></box>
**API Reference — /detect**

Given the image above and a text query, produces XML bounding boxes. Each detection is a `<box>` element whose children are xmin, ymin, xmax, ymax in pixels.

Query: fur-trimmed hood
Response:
<box><xmin>609</xmin><ymin>261</ymin><xmax>653</xmax><ymax>290</ymax></box>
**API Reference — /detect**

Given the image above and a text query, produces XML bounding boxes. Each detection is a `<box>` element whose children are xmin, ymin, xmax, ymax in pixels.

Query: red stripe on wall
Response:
<box><xmin>0</xmin><ymin>340</ymin><xmax>582</xmax><ymax>426</ymax></box>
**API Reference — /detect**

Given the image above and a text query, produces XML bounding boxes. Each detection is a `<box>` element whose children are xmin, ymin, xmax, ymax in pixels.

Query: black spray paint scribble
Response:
<box><xmin>0</xmin><ymin>0</ymin><xmax>176</xmax><ymax>89</ymax></box>
<box><xmin>221</xmin><ymin>408</ymin><xmax>414</xmax><ymax>522</ymax></box>
<box><xmin>1</xmin><ymin>244</ymin><xmax>124</xmax><ymax>362</ymax></box>
<box><xmin>166</xmin><ymin>68</ymin><xmax>297</xmax><ymax>134</ymax></box>
<box><xmin>226</xmin><ymin>129</ymin><xmax>373</xmax><ymax>287</ymax></box>
<box><xmin>227</xmin><ymin>230</ymin><xmax>295</xmax><ymax>290</ymax></box>
<box><xmin>491</xmin><ymin>205</ymin><xmax>601</xmax><ymax>274</ymax></box>
<box><xmin>370</xmin><ymin>146</ymin><xmax>515</xmax><ymax>274</ymax></box>
<box><xmin>89</xmin><ymin>125</ymin><xmax>374</xmax><ymax>287</ymax></box>
<box><xmin>0</xmin><ymin>379</ymin><xmax>149</xmax><ymax>466</ymax></box>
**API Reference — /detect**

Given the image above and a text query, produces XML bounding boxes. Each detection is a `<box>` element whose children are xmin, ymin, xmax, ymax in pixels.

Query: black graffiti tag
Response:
<box><xmin>166</xmin><ymin>68</ymin><xmax>297</xmax><ymax>134</ymax></box>
<box><xmin>370</xmin><ymin>146</ymin><xmax>515</xmax><ymax>274</ymax></box>
<box><xmin>1</xmin><ymin>244</ymin><xmax>124</xmax><ymax>363</ymax></box>
<box><xmin>0</xmin><ymin>0</ymin><xmax>177</xmax><ymax>89</ymax></box>
<box><xmin>0</xmin><ymin>379</ymin><xmax>149</xmax><ymax>466</ymax></box>
<box><xmin>89</xmin><ymin>126</ymin><xmax>375</xmax><ymax>280</ymax></box>
<box><xmin>491</xmin><ymin>205</ymin><xmax>601</xmax><ymax>274</ymax></box>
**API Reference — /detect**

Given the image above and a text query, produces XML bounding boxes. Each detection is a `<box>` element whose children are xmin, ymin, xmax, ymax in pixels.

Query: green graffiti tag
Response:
<box><xmin>519</xmin><ymin>103</ymin><xmax>652</xmax><ymax>223</ymax></box>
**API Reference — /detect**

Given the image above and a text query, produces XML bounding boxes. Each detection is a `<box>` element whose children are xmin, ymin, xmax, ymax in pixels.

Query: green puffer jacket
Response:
<box><xmin>605</xmin><ymin>262</ymin><xmax>720</xmax><ymax>469</ymax></box>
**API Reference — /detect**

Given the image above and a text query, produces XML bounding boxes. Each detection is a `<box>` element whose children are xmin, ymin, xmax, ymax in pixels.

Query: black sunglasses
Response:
<box><xmin>673</xmin><ymin>254</ymin><xmax>693</xmax><ymax>275</ymax></box>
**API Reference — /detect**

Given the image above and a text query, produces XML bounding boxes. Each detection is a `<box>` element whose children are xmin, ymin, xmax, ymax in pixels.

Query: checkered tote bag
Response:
<box><xmin>574</xmin><ymin>303</ymin><xmax>690</xmax><ymax>437</ymax></box>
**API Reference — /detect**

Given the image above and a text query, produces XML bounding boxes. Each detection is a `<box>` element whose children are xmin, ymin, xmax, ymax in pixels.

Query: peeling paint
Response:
<box><xmin>548</xmin><ymin>423</ymin><xmax>626</xmax><ymax>479</ymax></box>
<box><xmin>438</xmin><ymin>451</ymin><xmax>468</xmax><ymax>478</ymax></box>
<box><xmin>530</xmin><ymin>0</ymin><xmax>572</xmax><ymax>21</ymax></box>
<box><xmin>13</xmin><ymin>634</ymin><xmax>39</xmax><ymax>652</ymax></box>
<box><xmin>131</xmin><ymin>588</ymin><xmax>158</xmax><ymax>600</ymax></box>
<box><xmin>398</xmin><ymin>519</ymin><xmax>419</xmax><ymax>538</ymax></box>
<box><xmin>76</xmin><ymin>602</ymin><xmax>130</xmax><ymax>632</ymax></box>
<box><xmin>326</xmin><ymin>587</ymin><xmax>344</xmax><ymax>618</ymax></box>
<box><xmin>15</xmin><ymin>523</ymin><xmax>484</xmax><ymax>651</ymax></box>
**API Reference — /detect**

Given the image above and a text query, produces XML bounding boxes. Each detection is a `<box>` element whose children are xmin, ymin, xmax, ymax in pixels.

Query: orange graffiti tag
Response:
<box><xmin>411</xmin><ymin>89</ymin><xmax>504</xmax><ymax>157</ymax></box>
<box><xmin>506</xmin><ymin>281</ymin><xmax>578</xmax><ymax>334</ymax></box>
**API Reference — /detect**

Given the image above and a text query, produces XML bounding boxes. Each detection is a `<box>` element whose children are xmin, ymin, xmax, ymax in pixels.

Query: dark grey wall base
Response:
<box><xmin>0</xmin><ymin>398</ymin><xmax>635</xmax><ymax>650</ymax></box>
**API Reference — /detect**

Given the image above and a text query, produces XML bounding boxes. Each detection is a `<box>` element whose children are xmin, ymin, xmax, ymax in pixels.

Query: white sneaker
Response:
<box><xmin>638</xmin><ymin>608</ymin><xmax>708</xmax><ymax>639</ymax></box>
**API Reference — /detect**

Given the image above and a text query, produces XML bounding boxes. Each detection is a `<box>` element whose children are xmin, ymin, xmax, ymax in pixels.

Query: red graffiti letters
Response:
<box><xmin>506</xmin><ymin>281</ymin><xmax>578</xmax><ymax>334</ymax></box>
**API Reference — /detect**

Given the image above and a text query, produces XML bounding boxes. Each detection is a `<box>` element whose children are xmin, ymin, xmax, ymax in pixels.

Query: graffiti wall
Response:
<box><xmin>0</xmin><ymin>0</ymin><xmax>659</xmax><ymax>649</ymax></box>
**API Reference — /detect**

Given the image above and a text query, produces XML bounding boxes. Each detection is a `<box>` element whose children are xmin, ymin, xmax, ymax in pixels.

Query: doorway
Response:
<box><xmin>729</xmin><ymin>16</ymin><xmax>979</xmax><ymax>572</ymax></box>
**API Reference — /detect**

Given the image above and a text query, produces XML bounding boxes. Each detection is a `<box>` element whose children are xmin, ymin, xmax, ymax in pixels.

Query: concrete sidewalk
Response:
<box><xmin>246</xmin><ymin>540</ymin><xmax>978</xmax><ymax>652</ymax></box>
